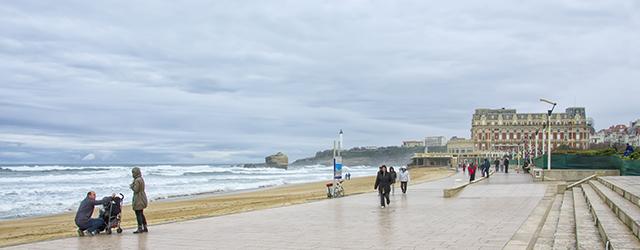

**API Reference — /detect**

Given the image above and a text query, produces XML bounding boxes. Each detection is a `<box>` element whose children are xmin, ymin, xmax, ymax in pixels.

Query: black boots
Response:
<box><xmin>133</xmin><ymin>225</ymin><xmax>148</xmax><ymax>234</ymax></box>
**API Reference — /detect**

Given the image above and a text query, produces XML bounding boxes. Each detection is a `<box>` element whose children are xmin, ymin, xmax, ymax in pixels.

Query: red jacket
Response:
<box><xmin>468</xmin><ymin>164</ymin><xmax>477</xmax><ymax>175</ymax></box>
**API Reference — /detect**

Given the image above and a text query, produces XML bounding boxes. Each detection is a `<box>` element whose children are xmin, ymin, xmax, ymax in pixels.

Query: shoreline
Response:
<box><xmin>0</xmin><ymin>167</ymin><xmax>454</xmax><ymax>247</ymax></box>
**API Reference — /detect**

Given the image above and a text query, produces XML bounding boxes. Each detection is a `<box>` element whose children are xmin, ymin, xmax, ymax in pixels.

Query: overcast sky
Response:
<box><xmin>1</xmin><ymin>0</ymin><xmax>639</xmax><ymax>164</ymax></box>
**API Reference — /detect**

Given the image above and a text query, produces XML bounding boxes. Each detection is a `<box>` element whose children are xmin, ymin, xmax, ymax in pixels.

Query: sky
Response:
<box><xmin>1</xmin><ymin>0</ymin><xmax>639</xmax><ymax>164</ymax></box>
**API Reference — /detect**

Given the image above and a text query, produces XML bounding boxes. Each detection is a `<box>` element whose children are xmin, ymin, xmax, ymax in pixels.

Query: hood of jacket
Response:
<box><xmin>132</xmin><ymin>167</ymin><xmax>142</xmax><ymax>179</ymax></box>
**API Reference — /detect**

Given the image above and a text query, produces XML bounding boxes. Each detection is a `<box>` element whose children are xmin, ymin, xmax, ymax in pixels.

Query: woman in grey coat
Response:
<box><xmin>130</xmin><ymin>167</ymin><xmax>148</xmax><ymax>234</ymax></box>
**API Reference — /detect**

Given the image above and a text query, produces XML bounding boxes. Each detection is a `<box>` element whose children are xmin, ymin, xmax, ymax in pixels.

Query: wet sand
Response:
<box><xmin>0</xmin><ymin>167</ymin><xmax>453</xmax><ymax>247</ymax></box>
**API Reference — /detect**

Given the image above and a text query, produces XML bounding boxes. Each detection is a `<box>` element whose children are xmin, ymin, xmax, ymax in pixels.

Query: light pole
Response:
<box><xmin>540</xmin><ymin>98</ymin><xmax>557</xmax><ymax>170</ymax></box>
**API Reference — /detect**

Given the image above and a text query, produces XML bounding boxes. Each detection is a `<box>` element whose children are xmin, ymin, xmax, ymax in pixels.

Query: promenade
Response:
<box><xmin>5</xmin><ymin>172</ymin><xmax>546</xmax><ymax>250</ymax></box>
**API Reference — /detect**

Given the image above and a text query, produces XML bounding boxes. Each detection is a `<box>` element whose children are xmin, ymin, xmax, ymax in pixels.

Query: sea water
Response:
<box><xmin>0</xmin><ymin>164</ymin><xmax>376</xmax><ymax>220</ymax></box>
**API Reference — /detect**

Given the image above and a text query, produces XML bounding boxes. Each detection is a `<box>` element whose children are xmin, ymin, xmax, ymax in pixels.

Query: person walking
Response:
<box><xmin>504</xmin><ymin>157</ymin><xmax>510</xmax><ymax>174</ymax></box>
<box><xmin>389</xmin><ymin>166</ymin><xmax>397</xmax><ymax>195</ymax></box>
<box><xmin>374</xmin><ymin>165</ymin><xmax>392</xmax><ymax>208</ymax></box>
<box><xmin>493</xmin><ymin>158</ymin><xmax>500</xmax><ymax>173</ymax></box>
<box><xmin>468</xmin><ymin>162</ymin><xmax>477</xmax><ymax>182</ymax></box>
<box><xmin>398</xmin><ymin>166</ymin><xmax>410</xmax><ymax>194</ymax></box>
<box><xmin>462</xmin><ymin>161</ymin><xmax>467</xmax><ymax>175</ymax></box>
<box><xmin>130</xmin><ymin>167</ymin><xmax>149</xmax><ymax>234</ymax></box>
<box><xmin>483</xmin><ymin>158</ymin><xmax>490</xmax><ymax>178</ymax></box>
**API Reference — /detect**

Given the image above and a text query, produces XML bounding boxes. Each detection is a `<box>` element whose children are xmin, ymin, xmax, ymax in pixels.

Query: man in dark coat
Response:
<box><xmin>504</xmin><ymin>157</ymin><xmax>510</xmax><ymax>173</ymax></box>
<box><xmin>75</xmin><ymin>191</ymin><xmax>110</xmax><ymax>236</ymax></box>
<box><xmin>493</xmin><ymin>158</ymin><xmax>500</xmax><ymax>173</ymax></box>
<box><xmin>483</xmin><ymin>158</ymin><xmax>490</xmax><ymax>178</ymax></box>
<box><xmin>374</xmin><ymin>165</ymin><xmax>393</xmax><ymax>208</ymax></box>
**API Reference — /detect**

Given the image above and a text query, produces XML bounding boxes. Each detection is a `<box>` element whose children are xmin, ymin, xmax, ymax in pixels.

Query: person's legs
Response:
<box><xmin>401</xmin><ymin>182</ymin><xmax>407</xmax><ymax>193</ymax></box>
<box><xmin>384</xmin><ymin>188</ymin><xmax>391</xmax><ymax>205</ymax></box>
<box><xmin>86</xmin><ymin>218</ymin><xmax>105</xmax><ymax>234</ymax></box>
<box><xmin>505</xmin><ymin>165</ymin><xmax>509</xmax><ymax>173</ymax></box>
<box><xmin>140</xmin><ymin>209</ymin><xmax>148</xmax><ymax>232</ymax></box>
<box><xmin>134</xmin><ymin>210</ymin><xmax>144</xmax><ymax>233</ymax></box>
<box><xmin>378</xmin><ymin>188</ymin><xmax>385</xmax><ymax>207</ymax></box>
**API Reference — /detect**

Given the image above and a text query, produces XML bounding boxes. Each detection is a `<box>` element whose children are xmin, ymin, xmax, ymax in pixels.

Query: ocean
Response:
<box><xmin>0</xmin><ymin>164</ymin><xmax>377</xmax><ymax>220</ymax></box>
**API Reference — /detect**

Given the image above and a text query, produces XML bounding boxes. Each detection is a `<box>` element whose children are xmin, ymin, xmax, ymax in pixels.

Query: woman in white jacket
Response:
<box><xmin>398</xmin><ymin>166</ymin><xmax>410</xmax><ymax>194</ymax></box>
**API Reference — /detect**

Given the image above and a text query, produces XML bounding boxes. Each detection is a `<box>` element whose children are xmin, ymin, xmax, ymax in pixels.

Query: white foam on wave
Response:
<box><xmin>0</xmin><ymin>164</ymin><xmax>378</xmax><ymax>220</ymax></box>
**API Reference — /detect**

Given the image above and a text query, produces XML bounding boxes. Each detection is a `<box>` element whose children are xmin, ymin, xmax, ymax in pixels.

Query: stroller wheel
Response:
<box><xmin>117</xmin><ymin>228</ymin><xmax>123</xmax><ymax>234</ymax></box>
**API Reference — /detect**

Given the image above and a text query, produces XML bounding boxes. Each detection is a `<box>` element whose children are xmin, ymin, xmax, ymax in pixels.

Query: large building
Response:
<box><xmin>471</xmin><ymin>107</ymin><xmax>590</xmax><ymax>154</ymax></box>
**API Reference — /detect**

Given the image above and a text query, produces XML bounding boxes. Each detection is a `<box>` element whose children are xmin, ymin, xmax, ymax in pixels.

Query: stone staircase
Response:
<box><xmin>531</xmin><ymin>176</ymin><xmax>640</xmax><ymax>250</ymax></box>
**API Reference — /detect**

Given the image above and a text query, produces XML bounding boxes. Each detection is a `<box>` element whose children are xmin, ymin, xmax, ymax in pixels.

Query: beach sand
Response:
<box><xmin>0</xmin><ymin>167</ymin><xmax>453</xmax><ymax>247</ymax></box>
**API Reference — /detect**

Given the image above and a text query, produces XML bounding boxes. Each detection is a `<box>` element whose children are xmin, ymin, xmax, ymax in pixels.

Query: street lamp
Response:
<box><xmin>540</xmin><ymin>98</ymin><xmax>557</xmax><ymax>170</ymax></box>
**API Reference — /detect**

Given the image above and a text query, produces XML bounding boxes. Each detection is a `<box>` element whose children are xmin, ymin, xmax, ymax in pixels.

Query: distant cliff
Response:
<box><xmin>291</xmin><ymin>146</ymin><xmax>425</xmax><ymax>167</ymax></box>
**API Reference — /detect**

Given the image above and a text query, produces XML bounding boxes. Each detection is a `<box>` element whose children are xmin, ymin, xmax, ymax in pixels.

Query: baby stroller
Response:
<box><xmin>100</xmin><ymin>193</ymin><xmax>124</xmax><ymax>234</ymax></box>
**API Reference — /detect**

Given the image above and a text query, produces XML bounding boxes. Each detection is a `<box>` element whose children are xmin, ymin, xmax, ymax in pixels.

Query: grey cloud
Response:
<box><xmin>1</xmin><ymin>0</ymin><xmax>639</xmax><ymax>163</ymax></box>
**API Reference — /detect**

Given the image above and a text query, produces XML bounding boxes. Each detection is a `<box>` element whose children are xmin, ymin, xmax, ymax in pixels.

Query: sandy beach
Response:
<box><xmin>0</xmin><ymin>167</ymin><xmax>453</xmax><ymax>247</ymax></box>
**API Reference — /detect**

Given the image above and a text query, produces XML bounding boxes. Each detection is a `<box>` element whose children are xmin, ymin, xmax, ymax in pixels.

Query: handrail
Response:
<box><xmin>566</xmin><ymin>174</ymin><xmax>597</xmax><ymax>190</ymax></box>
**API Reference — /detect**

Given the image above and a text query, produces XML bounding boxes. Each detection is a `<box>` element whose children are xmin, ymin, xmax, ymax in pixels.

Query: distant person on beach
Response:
<box><xmin>130</xmin><ymin>167</ymin><xmax>149</xmax><ymax>234</ymax></box>
<box><xmin>468</xmin><ymin>162</ymin><xmax>477</xmax><ymax>182</ymax></box>
<box><xmin>389</xmin><ymin>167</ymin><xmax>397</xmax><ymax>195</ymax></box>
<box><xmin>75</xmin><ymin>191</ymin><xmax>111</xmax><ymax>236</ymax></box>
<box><xmin>399</xmin><ymin>166</ymin><xmax>410</xmax><ymax>194</ymax></box>
<box><xmin>504</xmin><ymin>157</ymin><xmax>510</xmax><ymax>173</ymax></box>
<box><xmin>374</xmin><ymin>165</ymin><xmax>393</xmax><ymax>208</ymax></box>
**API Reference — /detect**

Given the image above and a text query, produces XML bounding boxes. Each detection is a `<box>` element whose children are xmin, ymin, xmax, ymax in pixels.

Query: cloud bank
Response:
<box><xmin>1</xmin><ymin>0</ymin><xmax>639</xmax><ymax>163</ymax></box>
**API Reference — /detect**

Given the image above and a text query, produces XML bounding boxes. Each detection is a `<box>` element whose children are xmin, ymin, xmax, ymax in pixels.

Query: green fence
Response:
<box><xmin>533</xmin><ymin>154</ymin><xmax>640</xmax><ymax>175</ymax></box>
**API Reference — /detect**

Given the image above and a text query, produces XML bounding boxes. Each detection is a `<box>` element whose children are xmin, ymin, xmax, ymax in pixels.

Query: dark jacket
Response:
<box><xmin>75</xmin><ymin>196</ymin><xmax>109</xmax><ymax>229</ymax></box>
<box><xmin>389</xmin><ymin>171</ymin><xmax>397</xmax><ymax>183</ymax></box>
<box><xmin>374</xmin><ymin>171</ymin><xmax>393</xmax><ymax>191</ymax></box>
<box><xmin>494</xmin><ymin>159</ymin><xmax>500</xmax><ymax>167</ymax></box>
<box><xmin>504</xmin><ymin>159</ymin><xmax>510</xmax><ymax>167</ymax></box>
<box><xmin>130</xmin><ymin>167</ymin><xmax>148</xmax><ymax>211</ymax></box>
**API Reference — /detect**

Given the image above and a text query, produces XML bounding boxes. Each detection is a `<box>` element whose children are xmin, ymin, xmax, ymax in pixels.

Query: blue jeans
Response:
<box><xmin>84</xmin><ymin>218</ymin><xmax>105</xmax><ymax>233</ymax></box>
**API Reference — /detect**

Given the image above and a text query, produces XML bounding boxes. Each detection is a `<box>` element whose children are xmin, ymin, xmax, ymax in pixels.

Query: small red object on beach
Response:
<box><xmin>326</xmin><ymin>182</ymin><xmax>333</xmax><ymax>187</ymax></box>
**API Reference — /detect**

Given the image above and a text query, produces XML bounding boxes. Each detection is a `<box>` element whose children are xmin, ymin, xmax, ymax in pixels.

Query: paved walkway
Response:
<box><xmin>5</xmin><ymin>172</ymin><xmax>547</xmax><ymax>250</ymax></box>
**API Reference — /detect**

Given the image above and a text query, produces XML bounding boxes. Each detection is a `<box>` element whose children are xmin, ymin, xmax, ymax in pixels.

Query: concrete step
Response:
<box><xmin>581</xmin><ymin>183</ymin><xmax>640</xmax><ymax>249</ymax></box>
<box><xmin>598</xmin><ymin>176</ymin><xmax>640</xmax><ymax>209</ymax></box>
<box><xmin>534</xmin><ymin>194</ymin><xmax>564</xmax><ymax>250</ymax></box>
<box><xmin>572</xmin><ymin>187</ymin><xmax>604</xmax><ymax>250</ymax></box>
<box><xmin>589</xmin><ymin>180</ymin><xmax>640</xmax><ymax>240</ymax></box>
<box><xmin>553</xmin><ymin>190</ymin><xmax>576</xmax><ymax>250</ymax></box>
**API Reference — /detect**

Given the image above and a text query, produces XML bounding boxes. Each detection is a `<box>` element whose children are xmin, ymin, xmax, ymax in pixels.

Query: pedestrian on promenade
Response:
<box><xmin>389</xmin><ymin>166</ymin><xmax>397</xmax><ymax>195</ymax></box>
<box><xmin>493</xmin><ymin>158</ymin><xmax>500</xmax><ymax>173</ymax></box>
<box><xmin>468</xmin><ymin>162</ymin><xmax>477</xmax><ymax>182</ymax></box>
<box><xmin>399</xmin><ymin>166</ymin><xmax>410</xmax><ymax>194</ymax></box>
<box><xmin>499</xmin><ymin>158</ymin><xmax>504</xmax><ymax>172</ymax></box>
<box><xmin>504</xmin><ymin>157</ymin><xmax>510</xmax><ymax>174</ymax></box>
<box><xmin>374</xmin><ymin>165</ymin><xmax>392</xmax><ymax>208</ymax></box>
<box><xmin>130</xmin><ymin>167</ymin><xmax>149</xmax><ymax>234</ymax></box>
<box><xmin>462</xmin><ymin>161</ymin><xmax>467</xmax><ymax>175</ymax></box>
<box><xmin>483</xmin><ymin>158</ymin><xmax>490</xmax><ymax>178</ymax></box>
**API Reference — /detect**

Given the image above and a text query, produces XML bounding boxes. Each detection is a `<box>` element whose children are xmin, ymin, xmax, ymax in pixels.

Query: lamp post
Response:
<box><xmin>540</xmin><ymin>98</ymin><xmax>557</xmax><ymax>170</ymax></box>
